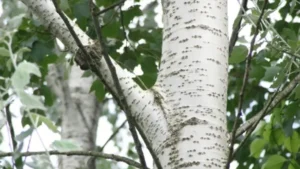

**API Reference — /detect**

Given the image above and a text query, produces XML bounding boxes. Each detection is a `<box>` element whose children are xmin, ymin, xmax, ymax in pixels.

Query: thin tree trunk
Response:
<box><xmin>47</xmin><ymin>64</ymin><xmax>101</xmax><ymax>169</ymax></box>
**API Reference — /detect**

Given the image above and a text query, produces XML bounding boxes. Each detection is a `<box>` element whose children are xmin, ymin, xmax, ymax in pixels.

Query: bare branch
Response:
<box><xmin>236</xmin><ymin>73</ymin><xmax>300</xmax><ymax>137</ymax></box>
<box><xmin>4</xmin><ymin>101</ymin><xmax>23</xmax><ymax>168</ymax></box>
<box><xmin>229</xmin><ymin>0</ymin><xmax>248</xmax><ymax>55</ymax></box>
<box><xmin>0</xmin><ymin>150</ymin><xmax>146</xmax><ymax>169</ymax></box>
<box><xmin>5</xmin><ymin>103</ymin><xmax>17</xmax><ymax>151</ymax></box>
<box><xmin>96</xmin><ymin>0</ymin><xmax>126</xmax><ymax>16</ymax></box>
<box><xmin>88</xmin><ymin>1</ymin><xmax>148</xmax><ymax>168</ymax></box>
<box><xmin>232</xmin><ymin>87</ymin><xmax>280</xmax><ymax>158</ymax></box>
<box><xmin>226</xmin><ymin>0</ymin><xmax>268</xmax><ymax>168</ymax></box>
<box><xmin>100</xmin><ymin>120</ymin><xmax>127</xmax><ymax>152</ymax></box>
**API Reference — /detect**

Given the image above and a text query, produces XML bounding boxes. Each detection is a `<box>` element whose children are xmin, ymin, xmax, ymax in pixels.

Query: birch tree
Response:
<box><xmin>1</xmin><ymin>0</ymin><xmax>300</xmax><ymax>169</ymax></box>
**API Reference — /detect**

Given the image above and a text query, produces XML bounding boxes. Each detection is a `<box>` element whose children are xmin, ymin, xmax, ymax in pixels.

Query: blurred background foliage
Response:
<box><xmin>0</xmin><ymin>0</ymin><xmax>300</xmax><ymax>169</ymax></box>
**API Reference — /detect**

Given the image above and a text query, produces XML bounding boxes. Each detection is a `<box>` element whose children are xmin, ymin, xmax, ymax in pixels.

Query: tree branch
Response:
<box><xmin>0</xmin><ymin>150</ymin><xmax>146</xmax><ymax>169</ymax></box>
<box><xmin>227</xmin><ymin>0</ymin><xmax>268</xmax><ymax>168</ymax></box>
<box><xmin>100</xmin><ymin>120</ymin><xmax>127</xmax><ymax>152</ymax></box>
<box><xmin>236</xmin><ymin>73</ymin><xmax>300</xmax><ymax>137</ymax></box>
<box><xmin>232</xmin><ymin>87</ymin><xmax>279</xmax><ymax>158</ymax></box>
<box><xmin>5</xmin><ymin>103</ymin><xmax>17</xmax><ymax>151</ymax></box>
<box><xmin>88</xmin><ymin>2</ymin><xmax>148</xmax><ymax>168</ymax></box>
<box><xmin>20</xmin><ymin>2</ymin><xmax>167</xmax><ymax>168</ymax></box>
<box><xmin>4</xmin><ymin>102</ymin><xmax>23</xmax><ymax>168</ymax></box>
<box><xmin>229</xmin><ymin>0</ymin><xmax>248</xmax><ymax>55</ymax></box>
<box><xmin>96</xmin><ymin>0</ymin><xmax>126</xmax><ymax>16</ymax></box>
<box><xmin>51</xmin><ymin>0</ymin><xmax>93</xmax><ymax>70</ymax></box>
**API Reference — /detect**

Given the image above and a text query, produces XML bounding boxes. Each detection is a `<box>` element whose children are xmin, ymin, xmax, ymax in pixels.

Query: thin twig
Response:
<box><xmin>0</xmin><ymin>150</ymin><xmax>145</xmax><ymax>169</ymax></box>
<box><xmin>5</xmin><ymin>103</ymin><xmax>17</xmax><ymax>151</ymax></box>
<box><xmin>5</xmin><ymin>102</ymin><xmax>19</xmax><ymax>168</ymax></box>
<box><xmin>88</xmin><ymin>1</ymin><xmax>148</xmax><ymax>169</ymax></box>
<box><xmin>236</xmin><ymin>73</ymin><xmax>300</xmax><ymax>137</ymax></box>
<box><xmin>268</xmin><ymin>43</ymin><xmax>300</xmax><ymax>59</ymax></box>
<box><xmin>232</xmin><ymin>87</ymin><xmax>280</xmax><ymax>159</ymax></box>
<box><xmin>226</xmin><ymin>1</ymin><xmax>268</xmax><ymax>168</ymax></box>
<box><xmin>229</xmin><ymin>0</ymin><xmax>248</xmax><ymax>55</ymax></box>
<box><xmin>100</xmin><ymin>120</ymin><xmax>127</xmax><ymax>152</ymax></box>
<box><xmin>96</xmin><ymin>0</ymin><xmax>126</xmax><ymax>16</ymax></box>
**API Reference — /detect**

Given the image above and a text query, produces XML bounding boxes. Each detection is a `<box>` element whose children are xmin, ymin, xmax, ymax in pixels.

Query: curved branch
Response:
<box><xmin>0</xmin><ymin>150</ymin><xmax>146</xmax><ymax>169</ymax></box>
<box><xmin>88</xmin><ymin>1</ymin><xmax>147</xmax><ymax>168</ymax></box>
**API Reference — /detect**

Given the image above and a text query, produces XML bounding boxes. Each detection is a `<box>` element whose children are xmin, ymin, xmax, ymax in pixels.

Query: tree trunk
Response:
<box><xmin>21</xmin><ymin>0</ymin><xmax>229</xmax><ymax>168</ymax></box>
<box><xmin>47</xmin><ymin>64</ymin><xmax>101</xmax><ymax>169</ymax></box>
<box><xmin>154</xmin><ymin>0</ymin><xmax>229</xmax><ymax>168</ymax></box>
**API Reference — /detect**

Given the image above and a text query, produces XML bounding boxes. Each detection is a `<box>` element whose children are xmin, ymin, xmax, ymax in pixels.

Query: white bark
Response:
<box><xmin>155</xmin><ymin>0</ymin><xmax>229</xmax><ymax>168</ymax></box>
<box><xmin>21</xmin><ymin>0</ymin><xmax>169</xmax><ymax>150</ymax></box>
<box><xmin>47</xmin><ymin>64</ymin><xmax>100</xmax><ymax>169</ymax></box>
<box><xmin>22</xmin><ymin>0</ymin><xmax>229</xmax><ymax>169</ymax></box>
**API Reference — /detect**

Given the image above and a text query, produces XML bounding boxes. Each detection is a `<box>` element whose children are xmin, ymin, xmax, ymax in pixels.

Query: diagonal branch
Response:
<box><xmin>0</xmin><ymin>150</ymin><xmax>146</xmax><ymax>169</ymax></box>
<box><xmin>88</xmin><ymin>1</ymin><xmax>147</xmax><ymax>168</ymax></box>
<box><xmin>227</xmin><ymin>0</ymin><xmax>268</xmax><ymax>168</ymax></box>
<box><xmin>20</xmin><ymin>1</ymin><xmax>168</xmax><ymax>168</ymax></box>
<box><xmin>100</xmin><ymin>120</ymin><xmax>127</xmax><ymax>152</ymax></box>
<box><xmin>96</xmin><ymin>0</ymin><xmax>126</xmax><ymax>16</ymax></box>
<box><xmin>232</xmin><ymin>87</ymin><xmax>280</xmax><ymax>158</ymax></box>
<box><xmin>229</xmin><ymin>0</ymin><xmax>248</xmax><ymax>55</ymax></box>
<box><xmin>236</xmin><ymin>73</ymin><xmax>300</xmax><ymax>137</ymax></box>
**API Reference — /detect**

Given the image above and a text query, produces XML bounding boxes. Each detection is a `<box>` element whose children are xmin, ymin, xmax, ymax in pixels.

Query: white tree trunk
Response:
<box><xmin>22</xmin><ymin>0</ymin><xmax>229</xmax><ymax>168</ymax></box>
<box><xmin>154</xmin><ymin>0</ymin><xmax>229</xmax><ymax>168</ymax></box>
<box><xmin>47</xmin><ymin>64</ymin><xmax>100</xmax><ymax>169</ymax></box>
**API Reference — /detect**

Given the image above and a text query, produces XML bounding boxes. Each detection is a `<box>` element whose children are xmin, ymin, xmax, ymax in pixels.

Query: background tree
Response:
<box><xmin>0</xmin><ymin>0</ymin><xmax>300</xmax><ymax>169</ymax></box>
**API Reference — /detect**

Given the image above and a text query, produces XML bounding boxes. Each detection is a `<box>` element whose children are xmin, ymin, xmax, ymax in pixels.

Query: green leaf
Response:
<box><xmin>11</xmin><ymin>61</ymin><xmax>41</xmax><ymax>90</ymax></box>
<box><xmin>250</xmin><ymin>138</ymin><xmax>266</xmax><ymax>158</ymax></box>
<box><xmin>289</xmin><ymin>160</ymin><xmax>300</xmax><ymax>169</ymax></box>
<box><xmin>51</xmin><ymin>140</ymin><xmax>81</xmax><ymax>151</ymax></box>
<box><xmin>283</xmin><ymin>118</ymin><xmax>294</xmax><ymax>137</ymax></box>
<box><xmin>18</xmin><ymin>91</ymin><xmax>45</xmax><ymax>110</ymax></box>
<box><xmin>30</xmin><ymin>41</ymin><xmax>53</xmax><ymax>62</ymax></box>
<box><xmin>294</xmin><ymin>85</ymin><xmax>300</xmax><ymax>99</ymax></box>
<box><xmin>0</xmin><ymin>47</ymin><xmax>10</xmax><ymax>57</ymax></box>
<box><xmin>122</xmin><ymin>5</ymin><xmax>142</xmax><ymax>26</ymax></box>
<box><xmin>289</xmin><ymin>163</ymin><xmax>295</xmax><ymax>169</ymax></box>
<box><xmin>262</xmin><ymin>155</ymin><xmax>286</xmax><ymax>169</ymax></box>
<box><xmin>284</xmin><ymin>131</ymin><xmax>300</xmax><ymax>153</ymax></box>
<box><xmin>262</xmin><ymin>123</ymin><xmax>272</xmax><ymax>142</ymax></box>
<box><xmin>271</xmin><ymin>69</ymin><xmax>286</xmax><ymax>88</ymax></box>
<box><xmin>15</xmin><ymin>127</ymin><xmax>34</xmax><ymax>141</ymax></box>
<box><xmin>140</xmin><ymin>56</ymin><xmax>157</xmax><ymax>73</ymax></box>
<box><xmin>229</xmin><ymin>45</ymin><xmax>248</xmax><ymax>64</ymax></box>
<box><xmin>263</xmin><ymin>66</ymin><xmax>281</xmax><ymax>81</ymax></box>
<box><xmin>89</xmin><ymin>79</ymin><xmax>105</xmax><ymax>101</ymax></box>
<box><xmin>59</xmin><ymin>0</ymin><xmax>70</xmax><ymax>11</ymax></box>
<box><xmin>30</xmin><ymin>113</ymin><xmax>58</xmax><ymax>132</ymax></box>
<box><xmin>40</xmin><ymin>85</ymin><xmax>55</xmax><ymax>106</ymax></box>
<box><xmin>102</xmin><ymin>21</ymin><xmax>120</xmax><ymax>38</ymax></box>
<box><xmin>7</xmin><ymin>14</ymin><xmax>25</xmax><ymax>29</ymax></box>
<box><xmin>272</xmin><ymin>128</ymin><xmax>285</xmax><ymax>145</ymax></box>
<box><xmin>134</xmin><ymin>73</ymin><xmax>157</xmax><ymax>89</ymax></box>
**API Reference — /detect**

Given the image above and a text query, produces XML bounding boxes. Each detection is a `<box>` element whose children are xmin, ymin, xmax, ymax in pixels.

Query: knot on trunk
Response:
<box><xmin>74</xmin><ymin>41</ymin><xmax>102</xmax><ymax>70</ymax></box>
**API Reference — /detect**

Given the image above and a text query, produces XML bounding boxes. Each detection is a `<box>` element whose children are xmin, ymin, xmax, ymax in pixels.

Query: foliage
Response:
<box><xmin>0</xmin><ymin>0</ymin><xmax>300</xmax><ymax>169</ymax></box>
